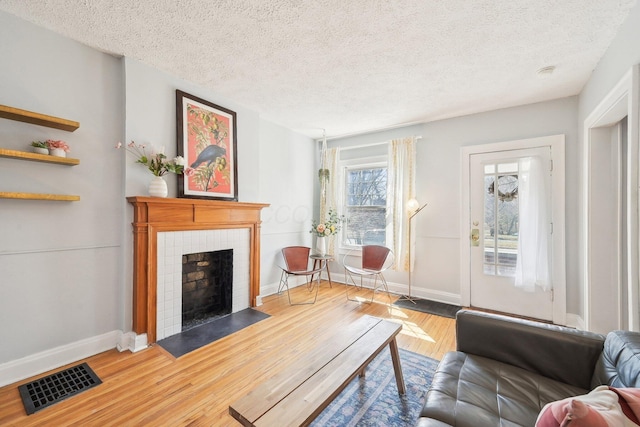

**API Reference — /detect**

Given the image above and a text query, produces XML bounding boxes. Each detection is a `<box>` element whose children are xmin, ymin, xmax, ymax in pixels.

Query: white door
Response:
<box><xmin>469</xmin><ymin>147</ymin><xmax>553</xmax><ymax>320</ymax></box>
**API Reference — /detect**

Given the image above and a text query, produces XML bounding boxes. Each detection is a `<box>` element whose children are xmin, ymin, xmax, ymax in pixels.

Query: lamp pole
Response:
<box><xmin>399</xmin><ymin>200</ymin><xmax>427</xmax><ymax>303</ymax></box>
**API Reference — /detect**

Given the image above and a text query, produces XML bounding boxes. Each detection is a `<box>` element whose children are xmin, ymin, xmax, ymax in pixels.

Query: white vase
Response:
<box><xmin>315</xmin><ymin>236</ymin><xmax>327</xmax><ymax>256</ymax></box>
<box><xmin>148</xmin><ymin>176</ymin><xmax>168</xmax><ymax>198</ymax></box>
<box><xmin>33</xmin><ymin>147</ymin><xmax>49</xmax><ymax>155</ymax></box>
<box><xmin>49</xmin><ymin>148</ymin><xmax>66</xmax><ymax>157</ymax></box>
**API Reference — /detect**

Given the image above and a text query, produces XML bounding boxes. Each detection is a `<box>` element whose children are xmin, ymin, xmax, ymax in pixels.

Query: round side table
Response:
<box><xmin>309</xmin><ymin>253</ymin><xmax>334</xmax><ymax>287</ymax></box>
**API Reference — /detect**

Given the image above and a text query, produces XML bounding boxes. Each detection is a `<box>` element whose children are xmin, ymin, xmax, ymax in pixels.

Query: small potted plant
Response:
<box><xmin>116</xmin><ymin>141</ymin><xmax>186</xmax><ymax>197</ymax></box>
<box><xmin>46</xmin><ymin>139</ymin><xmax>70</xmax><ymax>157</ymax></box>
<box><xmin>30</xmin><ymin>141</ymin><xmax>49</xmax><ymax>155</ymax></box>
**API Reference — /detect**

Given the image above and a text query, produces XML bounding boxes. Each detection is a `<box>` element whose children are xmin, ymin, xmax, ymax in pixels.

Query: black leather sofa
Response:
<box><xmin>418</xmin><ymin>309</ymin><xmax>640</xmax><ymax>426</ymax></box>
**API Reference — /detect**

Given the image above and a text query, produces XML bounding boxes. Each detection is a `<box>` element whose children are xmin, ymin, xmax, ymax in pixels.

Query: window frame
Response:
<box><xmin>338</xmin><ymin>155</ymin><xmax>388</xmax><ymax>253</ymax></box>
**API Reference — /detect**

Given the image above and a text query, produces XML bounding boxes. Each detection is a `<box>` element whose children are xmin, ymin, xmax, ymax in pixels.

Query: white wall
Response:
<box><xmin>0</xmin><ymin>11</ymin><xmax>124</xmax><ymax>367</ymax></box>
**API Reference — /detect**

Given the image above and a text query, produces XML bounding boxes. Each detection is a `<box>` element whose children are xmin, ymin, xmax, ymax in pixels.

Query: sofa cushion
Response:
<box><xmin>592</xmin><ymin>330</ymin><xmax>640</xmax><ymax>388</ymax></box>
<box><xmin>419</xmin><ymin>351</ymin><xmax>587</xmax><ymax>427</ymax></box>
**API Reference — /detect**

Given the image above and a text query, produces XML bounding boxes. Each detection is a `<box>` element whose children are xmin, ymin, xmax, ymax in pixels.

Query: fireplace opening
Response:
<box><xmin>182</xmin><ymin>249</ymin><xmax>233</xmax><ymax>331</ymax></box>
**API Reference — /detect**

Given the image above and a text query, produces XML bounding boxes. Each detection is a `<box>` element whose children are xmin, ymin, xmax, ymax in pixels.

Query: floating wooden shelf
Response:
<box><xmin>0</xmin><ymin>105</ymin><xmax>79</xmax><ymax>132</ymax></box>
<box><xmin>0</xmin><ymin>105</ymin><xmax>81</xmax><ymax>202</ymax></box>
<box><xmin>0</xmin><ymin>148</ymin><xmax>79</xmax><ymax>165</ymax></box>
<box><xmin>0</xmin><ymin>192</ymin><xmax>80</xmax><ymax>202</ymax></box>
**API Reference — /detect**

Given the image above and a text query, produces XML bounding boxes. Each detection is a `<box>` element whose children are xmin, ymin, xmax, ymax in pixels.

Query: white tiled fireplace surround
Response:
<box><xmin>156</xmin><ymin>228</ymin><xmax>250</xmax><ymax>341</ymax></box>
<box><xmin>128</xmin><ymin>197</ymin><xmax>268</xmax><ymax>347</ymax></box>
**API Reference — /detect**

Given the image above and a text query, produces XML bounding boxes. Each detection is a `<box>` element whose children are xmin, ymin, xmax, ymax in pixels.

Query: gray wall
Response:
<box><xmin>420</xmin><ymin>98</ymin><xmax>580</xmax><ymax>312</ymax></box>
<box><xmin>0</xmin><ymin>10</ymin><xmax>315</xmax><ymax>378</ymax></box>
<box><xmin>2</xmin><ymin>0</ymin><xmax>640</xmax><ymax>379</ymax></box>
<box><xmin>579</xmin><ymin>3</ymin><xmax>640</xmax><ymax>121</ymax></box>
<box><xmin>258</xmin><ymin>120</ymin><xmax>316</xmax><ymax>295</ymax></box>
<box><xmin>328</xmin><ymin>98</ymin><xmax>580</xmax><ymax>312</ymax></box>
<box><xmin>121</xmin><ymin>58</ymin><xmax>266</xmax><ymax>331</ymax></box>
<box><xmin>577</xmin><ymin>1</ymin><xmax>640</xmax><ymax>324</ymax></box>
<box><xmin>0</xmin><ymin>11</ymin><xmax>124</xmax><ymax>363</ymax></box>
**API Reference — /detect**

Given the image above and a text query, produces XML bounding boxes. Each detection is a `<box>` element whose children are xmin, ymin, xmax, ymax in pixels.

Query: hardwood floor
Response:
<box><xmin>0</xmin><ymin>283</ymin><xmax>457</xmax><ymax>426</ymax></box>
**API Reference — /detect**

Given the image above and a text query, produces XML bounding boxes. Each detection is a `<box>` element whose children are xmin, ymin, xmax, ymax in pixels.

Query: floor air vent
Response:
<box><xmin>18</xmin><ymin>362</ymin><xmax>102</xmax><ymax>415</ymax></box>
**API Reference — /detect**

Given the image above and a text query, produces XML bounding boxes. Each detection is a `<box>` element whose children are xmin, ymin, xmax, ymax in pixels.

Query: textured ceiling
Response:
<box><xmin>0</xmin><ymin>0</ymin><xmax>636</xmax><ymax>138</ymax></box>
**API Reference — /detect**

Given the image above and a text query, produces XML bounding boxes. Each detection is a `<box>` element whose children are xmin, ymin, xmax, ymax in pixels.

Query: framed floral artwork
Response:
<box><xmin>176</xmin><ymin>89</ymin><xmax>238</xmax><ymax>201</ymax></box>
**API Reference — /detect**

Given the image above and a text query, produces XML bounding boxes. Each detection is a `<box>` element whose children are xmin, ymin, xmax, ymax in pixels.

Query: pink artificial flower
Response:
<box><xmin>316</xmin><ymin>224</ymin><xmax>326</xmax><ymax>234</ymax></box>
<box><xmin>115</xmin><ymin>142</ymin><xmax>122</xmax><ymax>149</ymax></box>
<box><xmin>46</xmin><ymin>139</ymin><xmax>70</xmax><ymax>152</ymax></box>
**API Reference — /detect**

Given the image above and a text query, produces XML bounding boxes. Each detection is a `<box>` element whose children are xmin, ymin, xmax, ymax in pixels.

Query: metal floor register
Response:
<box><xmin>18</xmin><ymin>362</ymin><xmax>102</xmax><ymax>415</ymax></box>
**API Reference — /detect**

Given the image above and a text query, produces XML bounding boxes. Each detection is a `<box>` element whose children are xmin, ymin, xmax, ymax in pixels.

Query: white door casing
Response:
<box><xmin>583</xmin><ymin>64</ymin><xmax>640</xmax><ymax>333</ymax></box>
<box><xmin>461</xmin><ymin>135</ymin><xmax>566</xmax><ymax>325</ymax></box>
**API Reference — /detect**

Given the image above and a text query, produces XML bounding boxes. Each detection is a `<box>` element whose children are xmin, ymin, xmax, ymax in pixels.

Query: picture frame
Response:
<box><xmin>176</xmin><ymin>89</ymin><xmax>238</xmax><ymax>201</ymax></box>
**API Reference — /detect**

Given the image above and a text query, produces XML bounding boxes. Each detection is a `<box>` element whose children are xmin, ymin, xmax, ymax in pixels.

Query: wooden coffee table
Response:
<box><xmin>229</xmin><ymin>315</ymin><xmax>405</xmax><ymax>426</ymax></box>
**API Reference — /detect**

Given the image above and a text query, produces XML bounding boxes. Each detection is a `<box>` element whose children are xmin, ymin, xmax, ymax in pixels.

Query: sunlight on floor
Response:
<box><xmin>387</xmin><ymin>306</ymin><xmax>408</xmax><ymax>318</ymax></box>
<box><xmin>382</xmin><ymin>302</ymin><xmax>437</xmax><ymax>343</ymax></box>
<box><xmin>397</xmin><ymin>320</ymin><xmax>436</xmax><ymax>342</ymax></box>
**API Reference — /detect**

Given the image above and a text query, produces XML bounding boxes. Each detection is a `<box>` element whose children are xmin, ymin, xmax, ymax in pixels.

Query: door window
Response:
<box><xmin>483</xmin><ymin>162</ymin><xmax>519</xmax><ymax>276</ymax></box>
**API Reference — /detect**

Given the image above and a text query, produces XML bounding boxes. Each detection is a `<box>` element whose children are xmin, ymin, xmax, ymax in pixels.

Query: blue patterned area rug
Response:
<box><xmin>311</xmin><ymin>348</ymin><xmax>439</xmax><ymax>427</ymax></box>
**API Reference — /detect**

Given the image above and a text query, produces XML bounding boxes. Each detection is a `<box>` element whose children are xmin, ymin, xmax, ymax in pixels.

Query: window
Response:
<box><xmin>483</xmin><ymin>162</ymin><xmax>519</xmax><ymax>276</ymax></box>
<box><xmin>342</xmin><ymin>162</ymin><xmax>387</xmax><ymax>247</ymax></box>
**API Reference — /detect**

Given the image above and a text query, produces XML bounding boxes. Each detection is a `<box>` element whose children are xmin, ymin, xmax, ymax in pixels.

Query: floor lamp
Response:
<box><xmin>399</xmin><ymin>198</ymin><xmax>427</xmax><ymax>303</ymax></box>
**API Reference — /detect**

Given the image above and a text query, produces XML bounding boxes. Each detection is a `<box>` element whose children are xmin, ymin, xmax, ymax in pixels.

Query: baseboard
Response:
<box><xmin>260</xmin><ymin>281</ymin><xmax>281</xmax><ymax>298</ymax></box>
<box><xmin>260</xmin><ymin>275</ymin><xmax>315</xmax><ymax>299</ymax></box>
<box><xmin>0</xmin><ymin>330</ymin><xmax>122</xmax><ymax>388</ymax></box>
<box><xmin>260</xmin><ymin>272</ymin><xmax>461</xmax><ymax>305</ymax></box>
<box><xmin>261</xmin><ymin>272</ymin><xmax>462</xmax><ymax>307</ymax></box>
<box><xmin>117</xmin><ymin>332</ymin><xmax>148</xmax><ymax>353</ymax></box>
<box><xmin>332</xmin><ymin>272</ymin><xmax>462</xmax><ymax>306</ymax></box>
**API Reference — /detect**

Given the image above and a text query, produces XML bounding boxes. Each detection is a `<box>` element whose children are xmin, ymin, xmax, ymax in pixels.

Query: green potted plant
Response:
<box><xmin>30</xmin><ymin>141</ymin><xmax>49</xmax><ymax>155</ymax></box>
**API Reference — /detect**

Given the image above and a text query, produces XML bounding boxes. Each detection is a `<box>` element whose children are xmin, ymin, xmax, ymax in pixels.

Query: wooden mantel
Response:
<box><xmin>127</xmin><ymin>196</ymin><xmax>269</xmax><ymax>343</ymax></box>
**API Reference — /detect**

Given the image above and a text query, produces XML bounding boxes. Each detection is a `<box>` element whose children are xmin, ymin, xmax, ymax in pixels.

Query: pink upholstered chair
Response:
<box><xmin>277</xmin><ymin>246</ymin><xmax>326</xmax><ymax>305</ymax></box>
<box><xmin>342</xmin><ymin>245</ymin><xmax>393</xmax><ymax>303</ymax></box>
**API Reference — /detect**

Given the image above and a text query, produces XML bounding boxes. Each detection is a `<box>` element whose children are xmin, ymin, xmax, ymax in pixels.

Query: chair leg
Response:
<box><xmin>346</xmin><ymin>272</ymin><xmax>378</xmax><ymax>304</ymax></box>
<box><xmin>346</xmin><ymin>273</ymin><xmax>392</xmax><ymax>304</ymax></box>
<box><xmin>277</xmin><ymin>271</ymin><xmax>287</xmax><ymax>295</ymax></box>
<box><xmin>345</xmin><ymin>269</ymin><xmax>366</xmax><ymax>302</ymax></box>
<box><xmin>374</xmin><ymin>273</ymin><xmax>392</xmax><ymax>303</ymax></box>
<box><xmin>286</xmin><ymin>273</ymin><xmax>320</xmax><ymax>306</ymax></box>
<box><xmin>277</xmin><ymin>273</ymin><xmax>294</xmax><ymax>305</ymax></box>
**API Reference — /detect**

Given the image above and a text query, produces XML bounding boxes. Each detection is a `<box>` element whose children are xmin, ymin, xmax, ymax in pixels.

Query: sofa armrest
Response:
<box><xmin>456</xmin><ymin>310</ymin><xmax>605</xmax><ymax>390</ymax></box>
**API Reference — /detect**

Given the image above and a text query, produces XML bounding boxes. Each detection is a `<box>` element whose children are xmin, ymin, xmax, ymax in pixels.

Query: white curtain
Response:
<box><xmin>514</xmin><ymin>156</ymin><xmax>551</xmax><ymax>291</ymax></box>
<box><xmin>388</xmin><ymin>137</ymin><xmax>416</xmax><ymax>271</ymax></box>
<box><xmin>320</xmin><ymin>147</ymin><xmax>340</xmax><ymax>256</ymax></box>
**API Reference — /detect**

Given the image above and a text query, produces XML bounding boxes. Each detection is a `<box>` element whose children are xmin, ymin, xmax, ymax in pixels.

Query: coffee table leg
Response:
<box><xmin>389</xmin><ymin>338</ymin><xmax>406</xmax><ymax>395</ymax></box>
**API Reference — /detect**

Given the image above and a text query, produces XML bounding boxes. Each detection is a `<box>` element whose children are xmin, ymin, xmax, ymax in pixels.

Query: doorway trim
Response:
<box><xmin>460</xmin><ymin>135</ymin><xmax>566</xmax><ymax>325</ymax></box>
<box><xmin>582</xmin><ymin>65</ymin><xmax>640</xmax><ymax>332</ymax></box>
